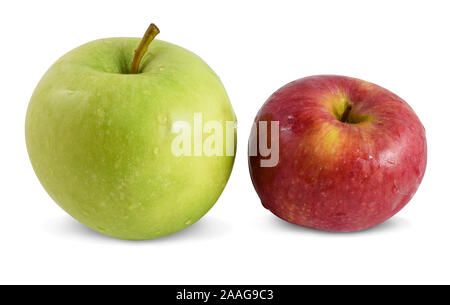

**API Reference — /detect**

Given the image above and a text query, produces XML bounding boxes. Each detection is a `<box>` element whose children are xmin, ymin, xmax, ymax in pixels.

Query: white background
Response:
<box><xmin>1</xmin><ymin>0</ymin><xmax>449</xmax><ymax>284</ymax></box>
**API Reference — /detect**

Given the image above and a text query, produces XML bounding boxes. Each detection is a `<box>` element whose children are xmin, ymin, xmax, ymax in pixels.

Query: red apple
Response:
<box><xmin>248</xmin><ymin>75</ymin><xmax>427</xmax><ymax>232</ymax></box>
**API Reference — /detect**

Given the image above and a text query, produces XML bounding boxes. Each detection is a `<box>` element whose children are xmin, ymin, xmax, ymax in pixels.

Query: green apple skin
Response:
<box><xmin>25</xmin><ymin>38</ymin><xmax>236</xmax><ymax>240</ymax></box>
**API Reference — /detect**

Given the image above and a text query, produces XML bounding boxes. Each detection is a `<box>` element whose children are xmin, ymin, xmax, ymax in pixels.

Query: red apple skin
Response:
<box><xmin>249</xmin><ymin>75</ymin><xmax>427</xmax><ymax>232</ymax></box>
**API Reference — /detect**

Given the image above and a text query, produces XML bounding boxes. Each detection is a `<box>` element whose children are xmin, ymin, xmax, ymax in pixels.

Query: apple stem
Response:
<box><xmin>130</xmin><ymin>23</ymin><xmax>160</xmax><ymax>74</ymax></box>
<box><xmin>341</xmin><ymin>104</ymin><xmax>352</xmax><ymax>123</ymax></box>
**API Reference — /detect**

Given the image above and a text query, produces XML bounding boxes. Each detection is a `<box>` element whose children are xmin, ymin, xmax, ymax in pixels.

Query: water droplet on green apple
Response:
<box><xmin>96</xmin><ymin>108</ymin><xmax>105</xmax><ymax>117</ymax></box>
<box><xmin>128</xmin><ymin>202</ymin><xmax>142</xmax><ymax>210</ymax></box>
<box><xmin>157</xmin><ymin>114</ymin><xmax>168</xmax><ymax>124</ymax></box>
<box><xmin>97</xmin><ymin>227</ymin><xmax>106</xmax><ymax>233</ymax></box>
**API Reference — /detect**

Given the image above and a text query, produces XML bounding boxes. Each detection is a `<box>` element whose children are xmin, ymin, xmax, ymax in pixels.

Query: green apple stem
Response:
<box><xmin>130</xmin><ymin>23</ymin><xmax>160</xmax><ymax>74</ymax></box>
<box><xmin>341</xmin><ymin>104</ymin><xmax>352</xmax><ymax>123</ymax></box>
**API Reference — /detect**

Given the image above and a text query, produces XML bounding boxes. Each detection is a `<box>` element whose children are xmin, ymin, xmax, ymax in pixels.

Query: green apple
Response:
<box><xmin>25</xmin><ymin>24</ymin><xmax>236</xmax><ymax>240</ymax></box>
